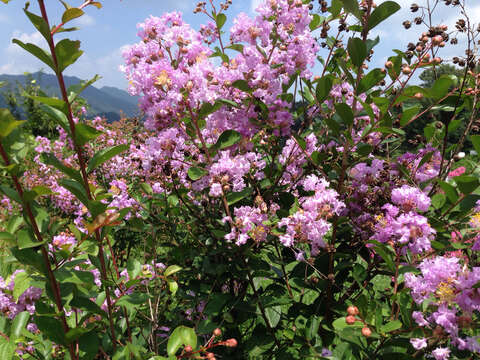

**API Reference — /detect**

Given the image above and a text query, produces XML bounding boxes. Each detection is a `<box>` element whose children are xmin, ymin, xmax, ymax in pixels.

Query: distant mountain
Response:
<box><xmin>0</xmin><ymin>72</ymin><xmax>140</xmax><ymax>122</ymax></box>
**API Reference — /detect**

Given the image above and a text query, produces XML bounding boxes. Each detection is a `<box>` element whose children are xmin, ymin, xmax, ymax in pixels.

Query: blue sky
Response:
<box><xmin>0</xmin><ymin>0</ymin><xmax>477</xmax><ymax>90</ymax></box>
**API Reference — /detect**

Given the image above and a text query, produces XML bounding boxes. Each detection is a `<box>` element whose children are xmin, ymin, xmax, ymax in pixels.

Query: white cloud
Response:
<box><xmin>0</xmin><ymin>13</ymin><xmax>9</xmax><ymax>23</ymax></box>
<box><xmin>0</xmin><ymin>31</ymin><xmax>49</xmax><ymax>75</ymax></box>
<box><xmin>72</xmin><ymin>14</ymin><xmax>96</xmax><ymax>27</ymax></box>
<box><xmin>251</xmin><ymin>0</ymin><xmax>262</xmax><ymax>13</ymax></box>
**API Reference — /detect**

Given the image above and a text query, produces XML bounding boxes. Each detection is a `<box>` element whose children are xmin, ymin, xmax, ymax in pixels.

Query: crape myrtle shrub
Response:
<box><xmin>1</xmin><ymin>0</ymin><xmax>480</xmax><ymax>358</ymax></box>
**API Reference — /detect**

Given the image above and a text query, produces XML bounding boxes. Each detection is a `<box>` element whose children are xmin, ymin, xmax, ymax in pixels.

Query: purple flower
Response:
<box><xmin>410</xmin><ymin>338</ymin><xmax>427</xmax><ymax>350</ymax></box>
<box><xmin>432</xmin><ymin>347</ymin><xmax>450</xmax><ymax>360</ymax></box>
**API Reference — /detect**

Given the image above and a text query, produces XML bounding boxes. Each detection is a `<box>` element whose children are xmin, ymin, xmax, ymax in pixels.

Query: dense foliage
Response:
<box><xmin>0</xmin><ymin>0</ymin><xmax>480</xmax><ymax>359</ymax></box>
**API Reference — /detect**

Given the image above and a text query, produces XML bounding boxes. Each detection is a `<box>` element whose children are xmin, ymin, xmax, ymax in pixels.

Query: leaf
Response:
<box><xmin>187</xmin><ymin>166</ymin><xmax>208</xmax><ymax>181</ymax></box>
<box><xmin>164</xmin><ymin>265</ymin><xmax>182</xmax><ymax>277</ymax></box>
<box><xmin>367</xmin><ymin>1</ymin><xmax>401</xmax><ymax>30</ymax></box>
<box><xmin>430</xmin><ymin>75</ymin><xmax>453</xmax><ymax>100</ymax></box>
<box><xmin>55</xmin><ymin>39</ymin><xmax>83</xmax><ymax>72</ymax></box>
<box><xmin>316</xmin><ymin>75</ymin><xmax>334</xmax><ymax>103</ymax></box>
<box><xmin>0</xmin><ymin>185</ymin><xmax>22</xmax><ymax>204</ymax></box>
<box><xmin>232</xmin><ymin>79</ymin><xmax>252</xmax><ymax>93</ymax></box>
<box><xmin>34</xmin><ymin>316</ymin><xmax>66</xmax><ymax>345</ymax></box>
<box><xmin>87</xmin><ymin>144</ymin><xmax>128</xmax><ymax>173</ymax></box>
<box><xmin>0</xmin><ymin>108</ymin><xmax>25</xmax><ymax>138</ymax></box>
<box><xmin>215</xmin><ymin>130</ymin><xmax>242</xmax><ymax>149</ymax></box>
<box><xmin>68</xmin><ymin>74</ymin><xmax>102</xmax><ymax>103</ymax></box>
<box><xmin>265</xmin><ymin>305</ymin><xmax>281</xmax><ymax>328</ymax></box>
<box><xmin>24</xmin><ymin>94</ymin><xmax>68</xmax><ymax>114</ymax></box>
<box><xmin>340</xmin><ymin>0</ymin><xmax>361</xmax><ymax>19</ymax></box>
<box><xmin>78</xmin><ymin>331</ymin><xmax>100</xmax><ymax>360</ymax></box>
<box><xmin>347</xmin><ymin>38</ymin><xmax>367</xmax><ymax>68</ymax></box>
<box><xmin>470</xmin><ymin>135</ymin><xmax>480</xmax><ymax>155</ymax></box>
<box><xmin>431</xmin><ymin>193</ymin><xmax>446</xmax><ymax>209</ymax></box>
<box><xmin>41</xmin><ymin>153</ymin><xmax>83</xmax><ymax>183</ymax></box>
<box><xmin>38</xmin><ymin>104</ymin><xmax>69</xmax><ymax>135</ymax></box>
<box><xmin>167</xmin><ymin>326</ymin><xmax>197</xmax><ymax>356</ymax></box>
<box><xmin>226</xmin><ymin>187</ymin><xmax>253</xmax><ymax>205</ymax></box>
<box><xmin>17</xmin><ymin>229</ymin><xmax>44</xmax><ymax>250</ymax></box>
<box><xmin>75</xmin><ymin>123</ymin><xmax>102</xmax><ymax>146</ymax></box>
<box><xmin>11</xmin><ymin>311</ymin><xmax>30</xmax><ymax>340</ymax></box>
<box><xmin>358</xmin><ymin>68</ymin><xmax>386</xmax><ymax>93</ymax></box>
<box><xmin>400</xmin><ymin>105</ymin><xmax>421</xmax><ymax>127</ymax></box>
<box><xmin>127</xmin><ymin>259</ymin><xmax>142</xmax><ymax>279</ymax></box>
<box><xmin>0</xmin><ymin>341</ymin><xmax>15</xmax><ymax>360</ymax></box>
<box><xmin>62</xmin><ymin>8</ymin><xmax>84</xmax><ymax>24</ymax></box>
<box><xmin>380</xmin><ymin>320</ymin><xmax>402</xmax><ymax>333</ymax></box>
<box><xmin>168</xmin><ymin>280</ymin><xmax>178</xmax><ymax>295</ymax></box>
<box><xmin>438</xmin><ymin>180</ymin><xmax>458</xmax><ymax>203</ymax></box>
<box><xmin>334</xmin><ymin>103</ymin><xmax>354</xmax><ymax>126</ymax></box>
<box><xmin>24</xmin><ymin>9</ymin><xmax>51</xmax><ymax>42</ymax></box>
<box><xmin>59</xmin><ymin>178</ymin><xmax>89</xmax><ymax>207</ymax></box>
<box><xmin>454</xmin><ymin>175</ymin><xmax>479</xmax><ymax>195</ymax></box>
<box><xmin>216</xmin><ymin>13</ymin><xmax>227</xmax><ymax>30</ymax></box>
<box><xmin>12</xmin><ymin>39</ymin><xmax>55</xmax><ymax>71</ymax></box>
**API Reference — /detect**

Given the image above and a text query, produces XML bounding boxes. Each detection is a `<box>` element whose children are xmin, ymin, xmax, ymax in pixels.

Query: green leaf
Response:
<box><xmin>68</xmin><ymin>74</ymin><xmax>102</xmax><ymax>103</ymax></box>
<box><xmin>358</xmin><ymin>68</ymin><xmax>386</xmax><ymax>93</ymax></box>
<box><xmin>41</xmin><ymin>153</ymin><xmax>83</xmax><ymax>183</ymax></box>
<box><xmin>24</xmin><ymin>8</ymin><xmax>51</xmax><ymax>42</ymax></box>
<box><xmin>215</xmin><ymin>130</ymin><xmax>242</xmax><ymax>149</ymax></box>
<box><xmin>78</xmin><ymin>331</ymin><xmax>100</xmax><ymax>360</ymax></box>
<box><xmin>334</xmin><ymin>103</ymin><xmax>354</xmax><ymax>126</ymax></box>
<box><xmin>55</xmin><ymin>39</ymin><xmax>83</xmax><ymax>72</ymax></box>
<box><xmin>340</xmin><ymin>0</ymin><xmax>361</xmax><ymax>19</ymax></box>
<box><xmin>198</xmin><ymin>101</ymin><xmax>222</xmax><ymax>119</ymax></box>
<box><xmin>0</xmin><ymin>341</ymin><xmax>15</xmax><ymax>360</ymax></box>
<box><xmin>216</xmin><ymin>13</ymin><xmax>227</xmax><ymax>30</ymax></box>
<box><xmin>12</xmin><ymin>39</ymin><xmax>55</xmax><ymax>70</ymax></box>
<box><xmin>0</xmin><ymin>108</ymin><xmax>25</xmax><ymax>138</ymax></box>
<box><xmin>316</xmin><ymin>75</ymin><xmax>334</xmax><ymax>103</ymax></box>
<box><xmin>430</xmin><ymin>75</ymin><xmax>454</xmax><ymax>100</ymax></box>
<box><xmin>455</xmin><ymin>175</ymin><xmax>479</xmax><ymax>195</ymax></box>
<box><xmin>75</xmin><ymin>123</ymin><xmax>102</xmax><ymax>146</ymax></box>
<box><xmin>438</xmin><ymin>180</ymin><xmax>458</xmax><ymax>203</ymax></box>
<box><xmin>232</xmin><ymin>79</ymin><xmax>252</xmax><ymax>93</ymax></box>
<box><xmin>265</xmin><ymin>305</ymin><xmax>281</xmax><ymax>328</ymax></box>
<box><xmin>34</xmin><ymin>316</ymin><xmax>66</xmax><ymax>345</ymax></box>
<box><xmin>431</xmin><ymin>193</ymin><xmax>446</xmax><ymax>209</ymax></box>
<box><xmin>0</xmin><ymin>185</ymin><xmax>22</xmax><ymax>204</ymax></box>
<box><xmin>168</xmin><ymin>280</ymin><xmax>178</xmax><ymax>295</ymax></box>
<box><xmin>127</xmin><ymin>258</ymin><xmax>142</xmax><ymax>279</ymax></box>
<box><xmin>59</xmin><ymin>178</ymin><xmax>89</xmax><ymax>207</ymax></box>
<box><xmin>226</xmin><ymin>187</ymin><xmax>253</xmax><ymax>205</ymax></box>
<box><xmin>62</xmin><ymin>8</ymin><xmax>84</xmax><ymax>24</ymax></box>
<box><xmin>11</xmin><ymin>311</ymin><xmax>30</xmax><ymax>340</ymax></box>
<box><xmin>470</xmin><ymin>135</ymin><xmax>480</xmax><ymax>155</ymax></box>
<box><xmin>400</xmin><ymin>105</ymin><xmax>421</xmax><ymax>127</ymax></box>
<box><xmin>167</xmin><ymin>326</ymin><xmax>197</xmax><ymax>356</ymax></box>
<box><xmin>24</xmin><ymin>94</ymin><xmax>68</xmax><ymax>114</ymax></box>
<box><xmin>13</xmin><ymin>271</ymin><xmax>32</xmax><ymax>301</ymax></box>
<box><xmin>39</xmin><ymin>104</ymin><xmax>70</xmax><ymax>133</ymax></box>
<box><xmin>367</xmin><ymin>1</ymin><xmax>401</xmax><ymax>30</ymax></box>
<box><xmin>380</xmin><ymin>320</ymin><xmax>402</xmax><ymax>333</ymax></box>
<box><xmin>87</xmin><ymin>144</ymin><xmax>128</xmax><ymax>173</ymax></box>
<box><xmin>164</xmin><ymin>265</ymin><xmax>182</xmax><ymax>277</ymax></box>
<box><xmin>187</xmin><ymin>166</ymin><xmax>208</xmax><ymax>181</ymax></box>
<box><xmin>347</xmin><ymin>38</ymin><xmax>367</xmax><ymax>68</ymax></box>
<box><xmin>17</xmin><ymin>229</ymin><xmax>44</xmax><ymax>250</ymax></box>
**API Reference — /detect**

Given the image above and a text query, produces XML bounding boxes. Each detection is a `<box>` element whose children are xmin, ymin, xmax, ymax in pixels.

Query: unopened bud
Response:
<box><xmin>184</xmin><ymin>345</ymin><xmax>193</xmax><ymax>353</ymax></box>
<box><xmin>226</xmin><ymin>338</ymin><xmax>238</xmax><ymax>347</ymax></box>
<box><xmin>385</xmin><ymin>60</ymin><xmax>394</xmax><ymax>68</ymax></box>
<box><xmin>361</xmin><ymin>327</ymin><xmax>372</xmax><ymax>337</ymax></box>
<box><xmin>346</xmin><ymin>315</ymin><xmax>357</xmax><ymax>325</ymax></box>
<box><xmin>402</xmin><ymin>66</ymin><xmax>412</xmax><ymax>75</ymax></box>
<box><xmin>213</xmin><ymin>328</ymin><xmax>222</xmax><ymax>337</ymax></box>
<box><xmin>432</xmin><ymin>35</ymin><xmax>443</xmax><ymax>46</ymax></box>
<box><xmin>347</xmin><ymin>306</ymin><xmax>359</xmax><ymax>316</ymax></box>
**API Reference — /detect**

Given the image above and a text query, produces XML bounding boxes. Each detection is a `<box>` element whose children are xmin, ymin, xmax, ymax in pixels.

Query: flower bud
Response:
<box><xmin>346</xmin><ymin>315</ymin><xmax>357</xmax><ymax>325</ymax></box>
<box><xmin>402</xmin><ymin>66</ymin><xmax>412</xmax><ymax>75</ymax></box>
<box><xmin>225</xmin><ymin>338</ymin><xmax>238</xmax><ymax>347</ymax></box>
<box><xmin>361</xmin><ymin>327</ymin><xmax>372</xmax><ymax>337</ymax></box>
<box><xmin>213</xmin><ymin>328</ymin><xmax>222</xmax><ymax>337</ymax></box>
<box><xmin>184</xmin><ymin>345</ymin><xmax>193</xmax><ymax>353</ymax></box>
<box><xmin>432</xmin><ymin>35</ymin><xmax>443</xmax><ymax>46</ymax></box>
<box><xmin>385</xmin><ymin>61</ymin><xmax>393</xmax><ymax>68</ymax></box>
<box><xmin>347</xmin><ymin>306</ymin><xmax>359</xmax><ymax>316</ymax></box>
